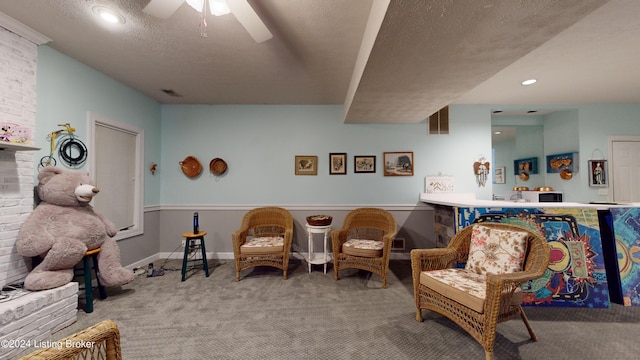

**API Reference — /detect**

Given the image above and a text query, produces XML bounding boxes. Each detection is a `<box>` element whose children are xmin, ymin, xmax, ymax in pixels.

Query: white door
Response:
<box><xmin>609</xmin><ymin>136</ymin><xmax>640</xmax><ymax>202</ymax></box>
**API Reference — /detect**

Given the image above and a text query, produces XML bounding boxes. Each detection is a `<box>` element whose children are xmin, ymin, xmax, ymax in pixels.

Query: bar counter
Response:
<box><xmin>420</xmin><ymin>193</ymin><xmax>640</xmax><ymax>308</ymax></box>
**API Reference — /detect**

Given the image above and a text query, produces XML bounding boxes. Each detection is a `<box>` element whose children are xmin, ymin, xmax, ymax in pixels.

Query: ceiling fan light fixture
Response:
<box><xmin>186</xmin><ymin>0</ymin><xmax>230</xmax><ymax>16</ymax></box>
<box><xmin>521</xmin><ymin>78</ymin><xmax>537</xmax><ymax>86</ymax></box>
<box><xmin>210</xmin><ymin>0</ymin><xmax>231</xmax><ymax>16</ymax></box>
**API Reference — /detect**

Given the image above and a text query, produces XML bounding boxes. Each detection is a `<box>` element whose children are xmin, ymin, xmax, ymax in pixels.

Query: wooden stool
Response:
<box><xmin>181</xmin><ymin>231</ymin><xmax>210</xmax><ymax>281</ymax></box>
<box><xmin>75</xmin><ymin>248</ymin><xmax>107</xmax><ymax>313</ymax></box>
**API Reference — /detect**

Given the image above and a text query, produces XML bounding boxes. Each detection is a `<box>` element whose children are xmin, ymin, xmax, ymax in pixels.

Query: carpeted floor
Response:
<box><xmin>25</xmin><ymin>259</ymin><xmax>640</xmax><ymax>359</ymax></box>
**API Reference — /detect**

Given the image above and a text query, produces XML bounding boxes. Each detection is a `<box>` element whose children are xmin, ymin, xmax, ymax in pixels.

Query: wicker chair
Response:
<box><xmin>21</xmin><ymin>319</ymin><xmax>121</xmax><ymax>360</ymax></box>
<box><xmin>332</xmin><ymin>208</ymin><xmax>397</xmax><ymax>288</ymax></box>
<box><xmin>411</xmin><ymin>222</ymin><xmax>550</xmax><ymax>360</ymax></box>
<box><xmin>232</xmin><ymin>206</ymin><xmax>294</xmax><ymax>281</ymax></box>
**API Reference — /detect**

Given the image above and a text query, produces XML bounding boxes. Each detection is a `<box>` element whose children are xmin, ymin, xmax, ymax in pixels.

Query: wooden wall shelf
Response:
<box><xmin>0</xmin><ymin>142</ymin><xmax>40</xmax><ymax>151</ymax></box>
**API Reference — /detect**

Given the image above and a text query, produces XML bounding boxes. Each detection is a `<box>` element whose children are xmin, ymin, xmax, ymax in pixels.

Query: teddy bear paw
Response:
<box><xmin>98</xmin><ymin>267</ymin><xmax>135</xmax><ymax>287</ymax></box>
<box><xmin>24</xmin><ymin>269</ymin><xmax>74</xmax><ymax>291</ymax></box>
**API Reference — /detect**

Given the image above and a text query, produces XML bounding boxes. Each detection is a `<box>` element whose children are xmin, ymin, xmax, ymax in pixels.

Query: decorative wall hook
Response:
<box><xmin>591</xmin><ymin>148</ymin><xmax>605</xmax><ymax>160</ymax></box>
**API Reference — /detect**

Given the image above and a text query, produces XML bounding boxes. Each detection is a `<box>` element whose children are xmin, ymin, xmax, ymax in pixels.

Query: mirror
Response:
<box><xmin>491</xmin><ymin>115</ymin><xmax>544</xmax><ymax>200</ymax></box>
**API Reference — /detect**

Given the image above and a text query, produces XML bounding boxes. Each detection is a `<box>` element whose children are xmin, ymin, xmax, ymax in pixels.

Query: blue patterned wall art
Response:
<box><xmin>457</xmin><ymin>207</ymin><xmax>609</xmax><ymax>308</ymax></box>
<box><xmin>609</xmin><ymin>207</ymin><xmax>640</xmax><ymax>306</ymax></box>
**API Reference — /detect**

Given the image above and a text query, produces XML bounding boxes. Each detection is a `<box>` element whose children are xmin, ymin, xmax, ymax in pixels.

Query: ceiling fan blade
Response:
<box><xmin>226</xmin><ymin>0</ymin><xmax>273</xmax><ymax>43</ymax></box>
<box><xmin>143</xmin><ymin>0</ymin><xmax>186</xmax><ymax>19</ymax></box>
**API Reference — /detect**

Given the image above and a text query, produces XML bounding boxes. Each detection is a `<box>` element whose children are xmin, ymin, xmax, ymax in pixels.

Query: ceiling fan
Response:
<box><xmin>142</xmin><ymin>0</ymin><xmax>273</xmax><ymax>43</ymax></box>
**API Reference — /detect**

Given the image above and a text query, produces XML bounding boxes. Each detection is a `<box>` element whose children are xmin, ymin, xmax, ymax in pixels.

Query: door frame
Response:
<box><xmin>608</xmin><ymin>135</ymin><xmax>640</xmax><ymax>202</ymax></box>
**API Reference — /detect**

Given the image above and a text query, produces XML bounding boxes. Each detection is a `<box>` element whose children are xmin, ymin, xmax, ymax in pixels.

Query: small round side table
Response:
<box><xmin>305</xmin><ymin>224</ymin><xmax>332</xmax><ymax>274</ymax></box>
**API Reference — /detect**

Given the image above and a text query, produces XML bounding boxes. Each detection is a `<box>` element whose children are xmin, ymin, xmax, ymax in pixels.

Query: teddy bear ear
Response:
<box><xmin>38</xmin><ymin>166</ymin><xmax>62</xmax><ymax>184</ymax></box>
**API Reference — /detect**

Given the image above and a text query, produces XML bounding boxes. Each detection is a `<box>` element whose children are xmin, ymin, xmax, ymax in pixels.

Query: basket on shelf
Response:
<box><xmin>306</xmin><ymin>215</ymin><xmax>332</xmax><ymax>226</ymax></box>
<box><xmin>179</xmin><ymin>156</ymin><xmax>202</xmax><ymax>178</ymax></box>
<box><xmin>209</xmin><ymin>158</ymin><xmax>228</xmax><ymax>175</ymax></box>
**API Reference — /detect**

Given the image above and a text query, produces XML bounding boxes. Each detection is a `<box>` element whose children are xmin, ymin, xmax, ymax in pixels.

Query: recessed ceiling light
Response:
<box><xmin>521</xmin><ymin>79</ymin><xmax>537</xmax><ymax>86</ymax></box>
<box><xmin>93</xmin><ymin>6</ymin><xmax>125</xmax><ymax>24</ymax></box>
<box><xmin>494</xmin><ymin>131</ymin><xmax>503</xmax><ymax>135</ymax></box>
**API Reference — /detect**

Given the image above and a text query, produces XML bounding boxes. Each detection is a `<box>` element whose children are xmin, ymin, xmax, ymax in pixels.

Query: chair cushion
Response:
<box><xmin>465</xmin><ymin>224</ymin><xmax>529</xmax><ymax>275</ymax></box>
<box><xmin>420</xmin><ymin>268</ymin><xmax>523</xmax><ymax>313</ymax></box>
<box><xmin>342</xmin><ymin>239</ymin><xmax>383</xmax><ymax>257</ymax></box>
<box><xmin>240</xmin><ymin>236</ymin><xmax>284</xmax><ymax>255</ymax></box>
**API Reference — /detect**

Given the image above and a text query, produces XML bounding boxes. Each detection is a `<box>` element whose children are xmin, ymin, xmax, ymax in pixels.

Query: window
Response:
<box><xmin>87</xmin><ymin>112</ymin><xmax>144</xmax><ymax>240</ymax></box>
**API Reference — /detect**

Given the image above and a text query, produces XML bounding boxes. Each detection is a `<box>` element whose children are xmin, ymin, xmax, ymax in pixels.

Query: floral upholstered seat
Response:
<box><xmin>240</xmin><ymin>236</ymin><xmax>284</xmax><ymax>255</ymax></box>
<box><xmin>342</xmin><ymin>239</ymin><xmax>383</xmax><ymax>257</ymax></box>
<box><xmin>420</xmin><ymin>268</ymin><xmax>523</xmax><ymax>313</ymax></box>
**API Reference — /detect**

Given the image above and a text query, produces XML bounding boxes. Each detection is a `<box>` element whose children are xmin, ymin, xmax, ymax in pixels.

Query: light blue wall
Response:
<box><xmin>35</xmin><ymin>45</ymin><xmax>162</xmax><ymax>206</ymax></box>
<box><xmin>543</xmin><ymin>110</ymin><xmax>580</xmax><ymax>198</ymax></box>
<box><xmin>493</xmin><ymin>138</ymin><xmax>515</xmax><ymax>195</ymax></box>
<box><xmin>34</xmin><ymin>46</ymin><xmax>640</xmax><ymax>207</ymax></box>
<box><xmin>579</xmin><ymin>105</ymin><xmax>640</xmax><ymax>199</ymax></box>
<box><xmin>158</xmin><ymin>104</ymin><xmax>493</xmax><ymax>205</ymax></box>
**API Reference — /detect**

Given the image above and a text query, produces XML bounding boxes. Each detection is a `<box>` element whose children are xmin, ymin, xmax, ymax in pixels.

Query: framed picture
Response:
<box><xmin>329</xmin><ymin>153</ymin><xmax>347</xmax><ymax>175</ymax></box>
<box><xmin>354</xmin><ymin>155</ymin><xmax>376</xmax><ymax>173</ymax></box>
<box><xmin>383</xmin><ymin>151</ymin><xmax>414</xmax><ymax>176</ymax></box>
<box><xmin>295</xmin><ymin>155</ymin><xmax>318</xmax><ymax>175</ymax></box>
<box><xmin>493</xmin><ymin>166</ymin><xmax>506</xmax><ymax>184</ymax></box>
<box><xmin>425</xmin><ymin>175</ymin><xmax>455</xmax><ymax>193</ymax></box>
<box><xmin>588</xmin><ymin>160</ymin><xmax>607</xmax><ymax>187</ymax></box>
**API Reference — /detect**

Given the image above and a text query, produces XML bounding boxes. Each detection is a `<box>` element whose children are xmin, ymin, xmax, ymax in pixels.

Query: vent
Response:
<box><xmin>392</xmin><ymin>237</ymin><xmax>405</xmax><ymax>250</ymax></box>
<box><xmin>161</xmin><ymin>89</ymin><xmax>183</xmax><ymax>97</ymax></box>
<box><xmin>428</xmin><ymin>106</ymin><xmax>449</xmax><ymax>134</ymax></box>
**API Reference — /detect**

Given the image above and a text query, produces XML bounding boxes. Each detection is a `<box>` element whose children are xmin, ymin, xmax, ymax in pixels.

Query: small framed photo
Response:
<box><xmin>383</xmin><ymin>151</ymin><xmax>414</xmax><ymax>176</ymax></box>
<box><xmin>329</xmin><ymin>153</ymin><xmax>347</xmax><ymax>175</ymax></box>
<box><xmin>493</xmin><ymin>166</ymin><xmax>506</xmax><ymax>184</ymax></box>
<box><xmin>295</xmin><ymin>155</ymin><xmax>318</xmax><ymax>175</ymax></box>
<box><xmin>588</xmin><ymin>160</ymin><xmax>607</xmax><ymax>187</ymax></box>
<box><xmin>354</xmin><ymin>155</ymin><xmax>376</xmax><ymax>173</ymax></box>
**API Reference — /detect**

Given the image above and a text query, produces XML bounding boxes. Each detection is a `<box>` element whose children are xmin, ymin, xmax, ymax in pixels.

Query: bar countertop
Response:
<box><xmin>419</xmin><ymin>193</ymin><xmax>639</xmax><ymax>210</ymax></box>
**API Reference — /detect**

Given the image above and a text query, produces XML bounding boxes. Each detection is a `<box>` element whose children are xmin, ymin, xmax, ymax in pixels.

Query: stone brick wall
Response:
<box><xmin>0</xmin><ymin>26</ymin><xmax>78</xmax><ymax>358</ymax></box>
<box><xmin>0</xmin><ymin>283</ymin><xmax>78</xmax><ymax>359</ymax></box>
<box><xmin>0</xmin><ymin>26</ymin><xmax>38</xmax><ymax>288</ymax></box>
<box><xmin>433</xmin><ymin>204</ymin><xmax>455</xmax><ymax>248</ymax></box>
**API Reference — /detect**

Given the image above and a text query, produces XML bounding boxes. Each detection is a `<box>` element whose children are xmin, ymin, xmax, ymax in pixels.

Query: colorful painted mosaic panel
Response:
<box><xmin>457</xmin><ymin>207</ymin><xmax>609</xmax><ymax>308</ymax></box>
<box><xmin>609</xmin><ymin>207</ymin><xmax>640</xmax><ymax>306</ymax></box>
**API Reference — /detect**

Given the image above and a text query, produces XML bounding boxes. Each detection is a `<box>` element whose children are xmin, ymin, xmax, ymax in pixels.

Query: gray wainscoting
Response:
<box><xmin>121</xmin><ymin>205</ymin><xmax>436</xmax><ymax>268</ymax></box>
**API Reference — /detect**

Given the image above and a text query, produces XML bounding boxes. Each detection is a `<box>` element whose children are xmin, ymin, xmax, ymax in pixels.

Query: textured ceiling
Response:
<box><xmin>0</xmin><ymin>0</ymin><xmax>637</xmax><ymax>124</ymax></box>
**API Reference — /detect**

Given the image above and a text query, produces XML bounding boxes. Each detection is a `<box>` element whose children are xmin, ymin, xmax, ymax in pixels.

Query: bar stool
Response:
<box><xmin>181</xmin><ymin>231</ymin><xmax>210</xmax><ymax>281</ymax></box>
<box><xmin>75</xmin><ymin>248</ymin><xmax>107</xmax><ymax>313</ymax></box>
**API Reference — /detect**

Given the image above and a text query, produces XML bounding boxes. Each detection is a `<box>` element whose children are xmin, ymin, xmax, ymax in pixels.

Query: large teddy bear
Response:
<box><xmin>16</xmin><ymin>167</ymin><xmax>134</xmax><ymax>291</ymax></box>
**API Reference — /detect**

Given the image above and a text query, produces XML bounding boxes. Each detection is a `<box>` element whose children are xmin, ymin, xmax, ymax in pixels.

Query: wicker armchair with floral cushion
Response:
<box><xmin>232</xmin><ymin>206</ymin><xmax>294</xmax><ymax>281</ymax></box>
<box><xmin>21</xmin><ymin>319</ymin><xmax>121</xmax><ymax>360</ymax></box>
<box><xmin>332</xmin><ymin>208</ymin><xmax>397</xmax><ymax>288</ymax></box>
<box><xmin>411</xmin><ymin>222</ymin><xmax>550</xmax><ymax>360</ymax></box>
